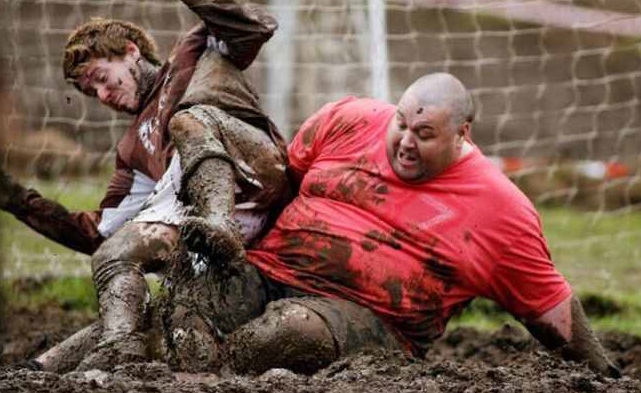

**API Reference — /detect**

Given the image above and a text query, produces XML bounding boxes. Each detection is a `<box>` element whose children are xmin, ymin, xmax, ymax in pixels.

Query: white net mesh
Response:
<box><xmin>1</xmin><ymin>0</ymin><xmax>640</xmax><ymax>290</ymax></box>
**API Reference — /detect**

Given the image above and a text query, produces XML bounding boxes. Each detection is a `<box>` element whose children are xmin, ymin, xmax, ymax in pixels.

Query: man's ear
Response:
<box><xmin>125</xmin><ymin>41</ymin><xmax>141</xmax><ymax>59</ymax></box>
<box><xmin>459</xmin><ymin>121</ymin><xmax>471</xmax><ymax>141</ymax></box>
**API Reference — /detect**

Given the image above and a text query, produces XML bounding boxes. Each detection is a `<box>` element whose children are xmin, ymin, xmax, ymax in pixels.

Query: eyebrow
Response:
<box><xmin>87</xmin><ymin>67</ymin><xmax>100</xmax><ymax>82</ymax></box>
<box><xmin>77</xmin><ymin>66</ymin><xmax>99</xmax><ymax>92</ymax></box>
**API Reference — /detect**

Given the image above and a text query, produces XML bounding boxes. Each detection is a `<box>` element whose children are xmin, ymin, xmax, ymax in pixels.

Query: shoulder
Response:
<box><xmin>298</xmin><ymin>97</ymin><xmax>392</xmax><ymax>143</ymax></box>
<box><xmin>317</xmin><ymin>97</ymin><xmax>395</xmax><ymax>136</ymax></box>
<box><xmin>464</xmin><ymin>151</ymin><xmax>542</xmax><ymax>230</ymax></box>
<box><xmin>327</xmin><ymin>96</ymin><xmax>395</xmax><ymax>118</ymax></box>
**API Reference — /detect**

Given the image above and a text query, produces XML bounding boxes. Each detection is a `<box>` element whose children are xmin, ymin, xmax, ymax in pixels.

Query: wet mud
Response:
<box><xmin>2</xmin><ymin>303</ymin><xmax>641</xmax><ymax>392</ymax></box>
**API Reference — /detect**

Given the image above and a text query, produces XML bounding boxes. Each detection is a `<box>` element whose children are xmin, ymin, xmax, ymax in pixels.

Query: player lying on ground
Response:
<box><xmin>157</xmin><ymin>72</ymin><xmax>622</xmax><ymax>378</ymax></box>
<box><xmin>0</xmin><ymin>0</ymin><xmax>289</xmax><ymax>372</ymax></box>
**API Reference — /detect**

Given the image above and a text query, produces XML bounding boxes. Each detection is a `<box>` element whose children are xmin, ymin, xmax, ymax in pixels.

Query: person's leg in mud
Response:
<box><xmin>73</xmin><ymin>222</ymin><xmax>179</xmax><ymax>371</ymax></box>
<box><xmin>169</xmin><ymin>102</ymin><xmax>288</xmax><ymax>266</ymax></box>
<box><xmin>34</xmin><ymin>322</ymin><xmax>103</xmax><ymax>373</ymax></box>
<box><xmin>160</xmin><ymin>248</ymin><xmax>272</xmax><ymax>372</ymax></box>
<box><xmin>225</xmin><ymin>297</ymin><xmax>405</xmax><ymax>375</ymax></box>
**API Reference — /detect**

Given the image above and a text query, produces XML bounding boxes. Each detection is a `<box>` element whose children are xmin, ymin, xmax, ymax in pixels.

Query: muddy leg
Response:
<box><xmin>169</xmin><ymin>109</ymin><xmax>244</xmax><ymax>268</ymax></box>
<box><xmin>226</xmin><ymin>300</ymin><xmax>338</xmax><ymax>375</ymax></box>
<box><xmin>35</xmin><ymin>321</ymin><xmax>102</xmax><ymax>373</ymax></box>
<box><xmin>161</xmin><ymin>248</ymin><xmax>268</xmax><ymax>372</ymax></box>
<box><xmin>76</xmin><ymin>222</ymin><xmax>178</xmax><ymax>371</ymax></box>
<box><xmin>226</xmin><ymin>297</ymin><xmax>404</xmax><ymax>375</ymax></box>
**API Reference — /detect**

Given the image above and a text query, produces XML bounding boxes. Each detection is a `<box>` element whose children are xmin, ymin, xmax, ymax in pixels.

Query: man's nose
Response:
<box><xmin>96</xmin><ymin>85</ymin><xmax>110</xmax><ymax>103</ymax></box>
<box><xmin>399</xmin><ymin>131</ymin><xmax>416</xmax><ymax>149</ymax></box>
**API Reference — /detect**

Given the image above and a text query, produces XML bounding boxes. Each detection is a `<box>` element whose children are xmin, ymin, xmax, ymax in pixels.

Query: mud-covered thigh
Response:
<box><xmin>225</xmin><ymin>295</ymin><xmax>404</xmax><ymax>374</ymax></box>
<box><xmin>169</xmin><ymin>260</ymin><xmax>269</xmax><ymax>335</ymax></box>
<box><xmin>175</xmin><ymin>105</ymin><xmax>288</xmax><ymax>203</ymax></box>
<box><xmin>285</xmin><ymin>296</ymin><xmax>404</xmax><ymax>356</ymax></box>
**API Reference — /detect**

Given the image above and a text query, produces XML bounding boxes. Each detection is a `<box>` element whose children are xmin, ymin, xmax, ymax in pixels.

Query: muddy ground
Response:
<box><xmin>1</xmin><ymin>303</ymin><xmax>641</xmax><ymax>393</ymax></box>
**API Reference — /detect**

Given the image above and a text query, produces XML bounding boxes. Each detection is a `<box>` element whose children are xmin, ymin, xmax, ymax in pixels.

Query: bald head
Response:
<box><xmin>402</xmin><ymin>73</ymin><xmax>475</xmax><ymax>127</ymax></box>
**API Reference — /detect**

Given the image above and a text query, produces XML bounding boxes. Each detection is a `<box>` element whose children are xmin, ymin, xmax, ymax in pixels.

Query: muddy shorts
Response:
<box><xmin>130</xmin><ymin>153</ymin><xmax>268</xmax><ymax>244</ymax></box>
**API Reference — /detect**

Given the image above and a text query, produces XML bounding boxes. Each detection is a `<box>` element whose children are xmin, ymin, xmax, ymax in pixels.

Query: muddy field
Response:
<box><xmin>1</xmin><ymin>303</ymin><xmax>640</xmax><ymax>393</ymax></box>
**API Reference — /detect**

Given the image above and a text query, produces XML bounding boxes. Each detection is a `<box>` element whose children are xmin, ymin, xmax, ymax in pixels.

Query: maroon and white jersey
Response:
<box><xmin>11</xmin><ymin>1</ymin><xmax>287</xmax><ymax>254</ymax></box>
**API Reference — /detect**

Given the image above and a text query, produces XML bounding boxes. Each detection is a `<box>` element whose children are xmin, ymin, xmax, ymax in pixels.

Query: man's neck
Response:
<box><xmin>136</xmin><ymin>59</ymin><xmax>160</xmax><ymax>108</ymax></box>
<box><xmin>460</xmin><ymin>140</ymin><xmax>474</xmax><ymax>158</ymax></box>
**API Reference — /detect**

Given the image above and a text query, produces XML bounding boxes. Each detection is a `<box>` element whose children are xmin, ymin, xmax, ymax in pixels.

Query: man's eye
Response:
<box><xmin>417</xmin><ymin>131</ymin><xmax>433</xmax><ymax>140</ymax></box>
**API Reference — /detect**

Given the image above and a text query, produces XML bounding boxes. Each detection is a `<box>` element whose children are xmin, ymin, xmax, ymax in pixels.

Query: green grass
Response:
<box><xmin>1</xmin><ymin>177</ymin><xmax>641</xmax><ymax>336</ymax></box>
<box><xmin>0</xmin><ymin>177</ymin><xmax>108</xmax><ymax>278</ymax></box>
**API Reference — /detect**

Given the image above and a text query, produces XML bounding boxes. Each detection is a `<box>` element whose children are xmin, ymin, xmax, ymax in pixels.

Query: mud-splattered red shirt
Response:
<box><xmin>247</xmin><ymin>97</ymin><xmax>572</xmax><ymax>356</ymax></box>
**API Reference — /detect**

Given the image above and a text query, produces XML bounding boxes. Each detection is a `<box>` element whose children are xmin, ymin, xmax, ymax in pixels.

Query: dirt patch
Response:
<box><xmin>1</xmin><ymin>304</ymin><xmax>640</xmax><ymax>392</ymax></box>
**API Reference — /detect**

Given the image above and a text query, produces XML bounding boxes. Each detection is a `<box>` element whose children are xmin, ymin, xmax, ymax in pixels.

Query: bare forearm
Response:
<box><xmin>525</xmin><ymin>295</ymin><xmax>620</xmax><ymax>378</ymax></box>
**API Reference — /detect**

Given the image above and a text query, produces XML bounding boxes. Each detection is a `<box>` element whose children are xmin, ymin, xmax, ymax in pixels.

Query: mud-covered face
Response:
<box><xmin>386</xmin><ymin>94</ymin><xmax>463</xmax><ymax>183</ymax></box>
<box><xmin>76</xmin><ymin>45</ymin><xmax>142</xmax><ymax>114</ymax></box>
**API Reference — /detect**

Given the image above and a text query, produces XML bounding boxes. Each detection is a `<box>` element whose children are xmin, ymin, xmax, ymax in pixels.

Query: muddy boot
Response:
<box><xmin>76</xmin><ymin>268</ymin><xmax>149</xmax><ymax>371</ymax></box>
<box><xmin>169</xmin><ymin>111</ymin><xmax>244</xmax><ymax>268</ymax></box>
<box><xmin>156</xmin><ymin>246</ymin><xmax>225</xmax><ymax>372</ymax></box>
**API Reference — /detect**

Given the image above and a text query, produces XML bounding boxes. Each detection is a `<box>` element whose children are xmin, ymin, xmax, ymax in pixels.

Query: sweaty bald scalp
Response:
<box><xmin>404</xmin><ymin>72</ymin><xmax>475</xmax><ymax>127</ymax></box>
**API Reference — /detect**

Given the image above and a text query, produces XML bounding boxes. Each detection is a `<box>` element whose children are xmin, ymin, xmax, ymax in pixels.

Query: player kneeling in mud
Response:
<box><xmin>0</xmin><ymin>0</ymin><xmax>289</xmax><ymax>372</ymax></box>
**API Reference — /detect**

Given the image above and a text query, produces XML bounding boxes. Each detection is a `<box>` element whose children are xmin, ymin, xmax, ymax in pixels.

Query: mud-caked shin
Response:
<box><xmin>76</xmin><ymin>223</ymin><xmax>178</xmax><ymax>371</ymax></box>
<box><xmin>76</xmin><ymin>262</ymin><xmax>148</xmax><ymax>370</ymax></box>
<box><xmin>169</xmin><ymin>110</ymin><xmax>244</xmax><ymax>265</ymax></box>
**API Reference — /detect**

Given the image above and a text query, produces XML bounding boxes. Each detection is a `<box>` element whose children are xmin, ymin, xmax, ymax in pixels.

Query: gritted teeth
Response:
<box><xmin>398</xmin><ymin>150</ymin><xmax>417</xmax><ymax>162</ymax></box>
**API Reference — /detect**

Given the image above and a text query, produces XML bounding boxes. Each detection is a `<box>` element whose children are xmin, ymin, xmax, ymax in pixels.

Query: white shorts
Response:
<box><xmin>97</xmin><ymin>154</ymin><xmax>268</xmax><ymax>245</ymax></box>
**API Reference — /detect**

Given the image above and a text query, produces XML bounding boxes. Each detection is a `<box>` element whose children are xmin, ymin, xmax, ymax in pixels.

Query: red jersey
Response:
<box><xmin>246</xmin><ymin>97</ymin><xmax>571</xmax><ymax>356</ymax></box>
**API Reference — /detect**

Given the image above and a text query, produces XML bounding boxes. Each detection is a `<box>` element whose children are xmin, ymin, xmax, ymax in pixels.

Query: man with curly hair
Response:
<box><xmin>0</xmin><ymin>0</ymin><xmax>289</xmax><ymax>371</ymax></box>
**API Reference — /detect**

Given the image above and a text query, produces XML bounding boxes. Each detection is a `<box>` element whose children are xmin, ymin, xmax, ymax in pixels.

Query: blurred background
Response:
<box><xmin>0</xmin><ymin>0</ymin><xmax>640</xmax><ymax>332</ymax></box>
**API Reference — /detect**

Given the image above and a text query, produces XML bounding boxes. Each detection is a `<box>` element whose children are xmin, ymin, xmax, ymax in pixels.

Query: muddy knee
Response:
<box><xmin>168</xmin><ymin>108</ymin><xmax>231</xmax><ymax>181</ymax></box>
<box><xmin>92</xmin><ymin>223</ymin><xmax>177</xmax><ymax>292</ymax></box>
<box><xmin>227</xmin><ymin>300</ymin><xmax>338</xmax><ymax>375</ymax></box>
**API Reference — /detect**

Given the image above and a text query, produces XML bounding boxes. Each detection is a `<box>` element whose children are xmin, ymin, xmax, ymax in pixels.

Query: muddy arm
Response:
<box><xmin>0</xmin><ymin>168</ymin><xmax>104</xmax><ymax>254</ymax></box>
<box><xmin>523</xmin><ymin>294</ymin><xmax>621</xmax><ymax>378</ymax></box>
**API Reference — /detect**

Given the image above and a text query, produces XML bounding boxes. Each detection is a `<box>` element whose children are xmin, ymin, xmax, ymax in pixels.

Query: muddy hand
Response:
<box><xmin>180</xmin><ymin>216</ymin><xmax>245</xmax><ymax>268</ymax></box>
<box><xmin>0</xmin><ymin>168</ymin><xmax>25</xmax><ymax>211</ymax></box>
<box><xmin>588</xmin><ymin>353</ymin><xmax>621</xmax><ymax>379</ymax></box>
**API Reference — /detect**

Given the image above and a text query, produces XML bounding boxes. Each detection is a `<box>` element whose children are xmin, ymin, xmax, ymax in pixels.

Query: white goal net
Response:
<box><xmin>1</xmin><ymin>0</ymin><xmax>640</xmax><ymax>292</ymax></box>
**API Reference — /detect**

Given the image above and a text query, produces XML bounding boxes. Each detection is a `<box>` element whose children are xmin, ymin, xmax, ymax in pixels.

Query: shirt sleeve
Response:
<box><xmin>9</xmin><ymin>156</ymin><xmax>141</xmax><ymax>255</ymax></box>
<box><xmin>487</xmin><ymin>232</ymin><xmax>572</xmax><ymax>321</ymax></box>
<box><xmin>180</xmin><ymin>0</ymin><xmax>278</xmax><ymax>70</ymax></box>
<box><xmin>10</xmin><ymin>190</ymin><xmax>105</xmax><ymax>255</ymax></box>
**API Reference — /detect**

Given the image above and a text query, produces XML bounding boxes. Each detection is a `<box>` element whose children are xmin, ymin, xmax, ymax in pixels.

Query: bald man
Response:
<box><xmin>154</xmin><ymin>72</ymin><xmax>617</xmax><ymax>377</ymax></box>
<box><xmin>24</xmin><ymin>72</ymin><xmax>619</xmax><ymax>376</ymax></box>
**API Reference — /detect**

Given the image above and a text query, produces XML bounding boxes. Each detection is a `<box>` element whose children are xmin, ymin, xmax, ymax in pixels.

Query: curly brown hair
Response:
<box><xmin>62</xmin><ymin>18</ymin><xmax>161</xmax><ymax>91</ymax></box>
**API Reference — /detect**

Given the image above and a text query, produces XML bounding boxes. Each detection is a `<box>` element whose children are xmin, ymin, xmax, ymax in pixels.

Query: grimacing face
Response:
<box><xmin>76</xmin><ymin>42</ymin><xmax>142</xmax><ymax>114</ymax></box>
<box><xmin>386</xmin><ymin>94</ymin><xmax>465</xmax><ymax>183</ymax></box>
